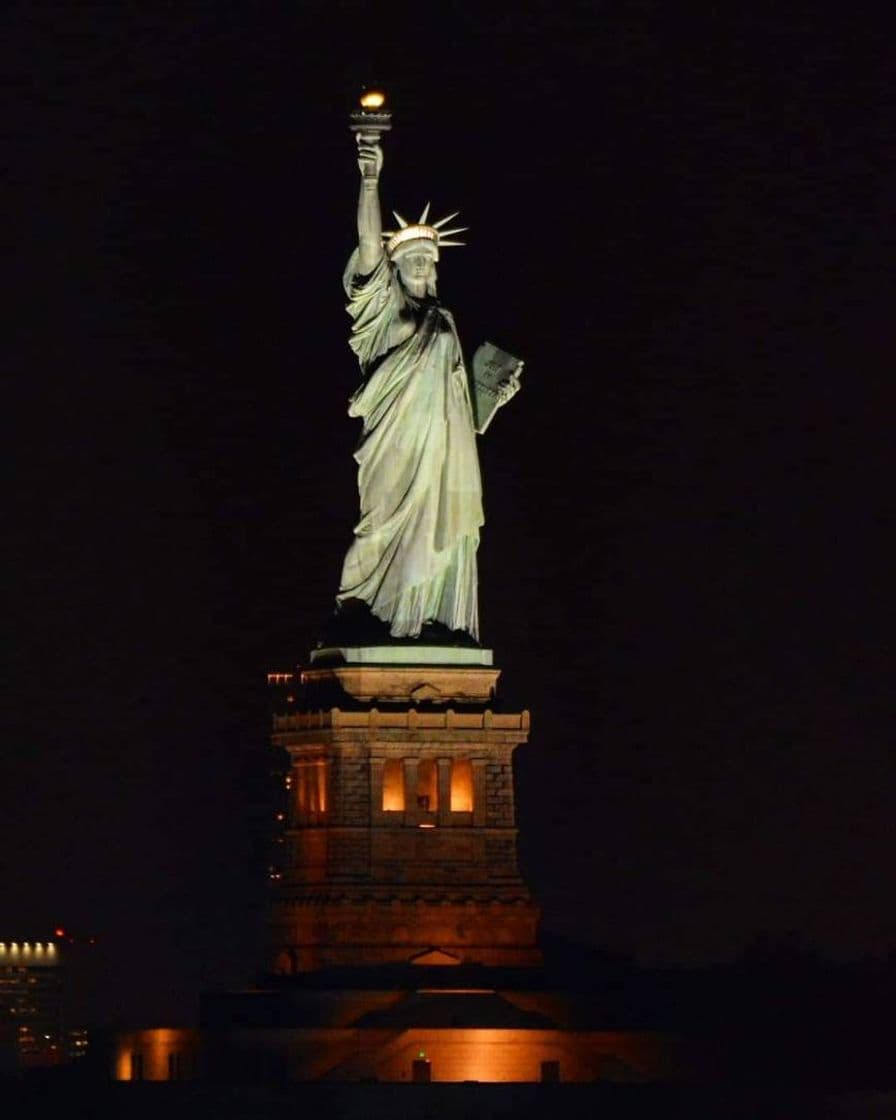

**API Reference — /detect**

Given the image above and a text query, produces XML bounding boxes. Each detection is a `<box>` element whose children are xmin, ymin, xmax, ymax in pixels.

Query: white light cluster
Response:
<box><xmin>0</xmin><ymin>941</ymin><xmax>57</xmax><ymax>956</ymax></box>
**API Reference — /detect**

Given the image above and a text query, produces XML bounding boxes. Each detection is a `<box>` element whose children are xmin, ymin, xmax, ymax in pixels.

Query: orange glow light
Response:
<box><xmin>360</xmin><ymin>90</ymin><xmax>386</xmax><ymax>110</ymax></box>
<box><xmin>382</xmin><ymin>758</ymin><xmax>405</xmax><ymax>811</ymax></box>
<box><xmin>450</xmin><ymin>759</ymin><xmax>474</xmax><ymax>812</ymax></box>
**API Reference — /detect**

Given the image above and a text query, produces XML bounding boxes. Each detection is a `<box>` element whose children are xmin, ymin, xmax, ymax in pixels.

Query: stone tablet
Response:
<box><xmin>471</xmin><ymin>341</ymin><xmax>524</xmax><ymax>434</ymax></box>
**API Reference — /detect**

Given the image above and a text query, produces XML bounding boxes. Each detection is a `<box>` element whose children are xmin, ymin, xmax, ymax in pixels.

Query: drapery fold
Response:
<box><xmin>336</xmin><ymin>251</ymin><xmax>483</xmax><ymax>639</ymax></box>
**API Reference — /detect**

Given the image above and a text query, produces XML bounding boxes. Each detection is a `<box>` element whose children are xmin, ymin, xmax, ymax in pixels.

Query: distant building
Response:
<box><xmin>0</xmin><ymin>939</ymin><xmax>89</xmax><ymax>1070</ymax></box>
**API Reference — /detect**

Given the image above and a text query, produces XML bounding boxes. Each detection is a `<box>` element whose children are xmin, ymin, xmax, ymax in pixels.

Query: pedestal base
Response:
<box><xmin>271</xmin><ymin>896</ymin><xmax>541</xmax><ymax>973</ymax></box>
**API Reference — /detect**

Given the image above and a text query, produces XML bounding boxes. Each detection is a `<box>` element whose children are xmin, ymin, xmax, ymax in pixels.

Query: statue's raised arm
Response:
<box><xmin>355</xmin><ymin>134</ymin><xmax>383</xmax><ymax>275</ymax></box>
<box><xmin>332</xmin><ymin>98</ymin><xmax>516</xmax><ymax>646</ymax></box>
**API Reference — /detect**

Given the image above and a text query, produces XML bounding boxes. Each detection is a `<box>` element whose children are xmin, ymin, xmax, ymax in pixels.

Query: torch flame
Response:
<box><xmin>360</xmin><ymin>90</ymin><xmax>386</xmax><ymax>110</ymax></box>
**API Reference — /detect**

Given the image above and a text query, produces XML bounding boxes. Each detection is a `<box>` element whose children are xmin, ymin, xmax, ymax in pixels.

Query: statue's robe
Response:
<box><xmin>337</xmin><ymin>251</ymin><xmax>483</xmax><ymax>639</ymax></box>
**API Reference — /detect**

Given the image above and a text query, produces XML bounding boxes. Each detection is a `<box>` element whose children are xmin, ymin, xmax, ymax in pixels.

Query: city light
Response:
<box><xmin>0</xmin><ymin>941</ymin><xmax>58</xmax><ymax>956</ymax></box>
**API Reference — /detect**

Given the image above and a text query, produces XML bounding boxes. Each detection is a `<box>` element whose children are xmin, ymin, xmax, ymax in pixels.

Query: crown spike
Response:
<box><xmin>383</xmin><ymin>205</ymin><xmax>469</xmax><ymax>258</ymax></box>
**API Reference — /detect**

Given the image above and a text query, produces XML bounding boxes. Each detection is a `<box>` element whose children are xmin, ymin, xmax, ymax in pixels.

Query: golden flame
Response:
<box><xmin>360</xmin><ymin>90</ymin><xmax>386</xmax><ymax>110</ymax></box>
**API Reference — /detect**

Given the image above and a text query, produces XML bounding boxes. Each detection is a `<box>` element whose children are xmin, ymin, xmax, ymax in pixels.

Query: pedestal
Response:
<box><xmin>267</xmin><ymin>648</ymin><xmax>541</xmax><ymax>973</ymax></box>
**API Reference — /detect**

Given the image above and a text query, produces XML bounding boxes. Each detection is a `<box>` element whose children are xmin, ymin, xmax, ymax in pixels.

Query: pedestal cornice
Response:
<box><xmin>273</xmin><ymin>707</ymin><xmax>529</xmax><ymax>735</ymax></box>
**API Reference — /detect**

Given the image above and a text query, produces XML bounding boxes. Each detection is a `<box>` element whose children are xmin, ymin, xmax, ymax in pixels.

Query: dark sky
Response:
<box><xmin>6</xmin><ymin>3</ymin><xmax>893</xmax><ymax>1024</ymax></box>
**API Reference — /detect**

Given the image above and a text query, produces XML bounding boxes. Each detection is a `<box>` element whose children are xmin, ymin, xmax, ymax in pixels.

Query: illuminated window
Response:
<box><xmin>450</xmin><ymin>758</ymin><xmax>474</xmax><ymax>811</ymax></box>
<box><xmin>416</xmin><ymin>759</ymin><xmax>438</xmax><ymax>812</ymax></box>
<box><xmin>382</xmin><ymin>759</ymin><xmax>405</xmax><ymax>811</ymax></box>
<box><xmin>295</xmin><ymin>759</ymin><xmax>327</xmax><ymax>821</ymax></box>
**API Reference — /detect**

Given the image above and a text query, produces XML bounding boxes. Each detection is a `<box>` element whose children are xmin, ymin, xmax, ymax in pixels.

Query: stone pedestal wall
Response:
<box><xmin>268</xmin><ymin>661</ymin><xmax>540</xmax><ymax>971</ymax></box>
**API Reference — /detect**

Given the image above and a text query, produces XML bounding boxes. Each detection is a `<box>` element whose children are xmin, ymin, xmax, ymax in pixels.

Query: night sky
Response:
<box><xmin>6</xmin><ymin>4</ymin><xmax>893</xmax><ymax>1025</ymax></box>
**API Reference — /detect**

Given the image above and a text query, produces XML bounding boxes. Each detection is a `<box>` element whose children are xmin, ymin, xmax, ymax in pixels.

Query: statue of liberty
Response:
<box><xmin>333</xmin><ymin>116</ymin><xmax>520</xmax><ymax>643</ymax></box>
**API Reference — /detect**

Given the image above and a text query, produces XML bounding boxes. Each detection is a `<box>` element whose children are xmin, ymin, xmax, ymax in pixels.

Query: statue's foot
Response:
<box><xmin>320</xmin><ymin>601</ymin><xmax>480</xmax><ymax>649</ymax></box>
<box><xmin>320</xmin><ymin>599</ymin><xmax>390</xmax><ymax>646</ymax></box>
<box><xmin>418</xmin><ymin>620</ymin><xmax>481</xmax><ymax>648</ymax></box>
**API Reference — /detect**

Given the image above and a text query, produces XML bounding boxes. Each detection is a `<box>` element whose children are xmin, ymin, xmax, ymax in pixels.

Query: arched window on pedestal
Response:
<box><xmin>450</xmin><ymin>758</ymin><xmax>474</xmax><ymax>812</ymax></box>
<box><xmin>382</xmin><ymin>758</ymin><xmax>405</xmax><ymax>812</ymax></box>
<box><xmin>294</xmin><ymin>759</ymin><xmax>327</xmax><ymax>823</ymax></box>
<box><xmin>416</xmin><ymin>758</ymin><xmax>438</xmax><ymax>813</ymax></box>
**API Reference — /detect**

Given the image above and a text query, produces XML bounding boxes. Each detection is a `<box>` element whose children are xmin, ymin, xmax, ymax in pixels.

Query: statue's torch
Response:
<box><xmin>349</xmin><ymin>89</ymin><xmax>391</xmax><ymax>178</ymax></box>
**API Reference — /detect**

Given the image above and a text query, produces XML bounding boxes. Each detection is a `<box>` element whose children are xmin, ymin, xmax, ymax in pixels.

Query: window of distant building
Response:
<box><xmin>450</xmin><ymin>758</ymin><xmax>474</xmax><ymax>811</ymax></box>
<box><xmin>382</xmin><ymin>759</ymin><xmax>405</xmax><ymax>812</ymax></box>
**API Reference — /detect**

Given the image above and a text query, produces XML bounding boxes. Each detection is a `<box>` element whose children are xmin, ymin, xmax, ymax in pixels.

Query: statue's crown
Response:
<box><xmin>383</xmin><ymin>204</ymin><xmax>467</xmax><ymax>260</ymax></box>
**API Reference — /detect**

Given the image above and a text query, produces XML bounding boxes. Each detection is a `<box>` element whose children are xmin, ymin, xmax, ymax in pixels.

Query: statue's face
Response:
<box><xmin>396</xmin><ymin>250</ymin><xmax>436</xmax><ymax>295</ymax></box>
